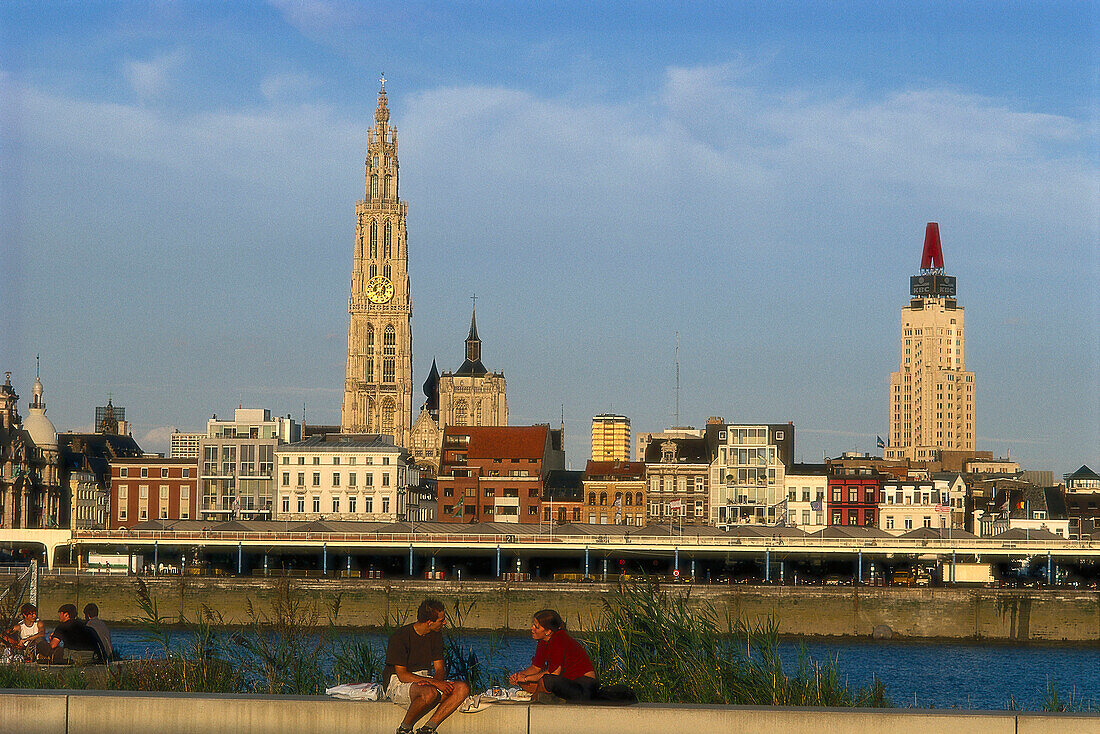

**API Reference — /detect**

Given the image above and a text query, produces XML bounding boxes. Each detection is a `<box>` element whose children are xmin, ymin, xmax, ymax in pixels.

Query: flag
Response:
<box><xmin>811</xmin><ymin>500</ymin><xmax>822</xmax><ymax>512</ymax></box>
<box><xmin>451</xmin><ymin>499</ymin><xmax>464</xmax><ymax>517</ymax></box>
<box><xmin>876</xmin><ymin>436</ymin><xmax>886</xmax><ymax>449</ymax></box>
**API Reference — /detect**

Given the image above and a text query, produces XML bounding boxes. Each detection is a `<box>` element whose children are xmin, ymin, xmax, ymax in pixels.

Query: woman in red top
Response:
<box><xmin>508</xmin><ymin>609</ymin><xmax>599</xmax><ymax>701</ymax></box>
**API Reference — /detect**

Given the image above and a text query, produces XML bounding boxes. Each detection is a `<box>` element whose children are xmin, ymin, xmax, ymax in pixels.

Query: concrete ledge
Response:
<box><xmin>0</xmin><ymin>691</ymin><xmax>68</xmax><ymax>734</ymax></box>
<box><xmin>3</xmin><ymin>691</ymin><xmax>1099</xmax><ymax>734</ymax></box>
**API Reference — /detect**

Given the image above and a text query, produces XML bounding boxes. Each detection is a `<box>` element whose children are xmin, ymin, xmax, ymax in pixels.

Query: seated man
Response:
<box><xmin>383</xmin><ymin>599</ymin><xmax>470</xmax><ymax>734</ymax></box>
<box><xmin>83</xmin><ymin>603</ymin><xmax>112</xmax><ymax>661</ymax></box>
<box><xmin>50</xmin><ymin>604</ymin><xmax>105</xmax><ymax>665</ymax></box>
<box><xmin>5</xmin><ymin>603</ymin><xmax>47</xmax><ymax>661</ymax></box>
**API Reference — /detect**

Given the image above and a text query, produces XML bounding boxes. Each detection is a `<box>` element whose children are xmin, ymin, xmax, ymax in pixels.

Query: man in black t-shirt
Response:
<box><xmin>50</xmin><ymin>604</ymin><xmax>104</xmax><ymax>665</ymax></box>
<box><xmin>383</xmin><ymin>599</ymin><xmax>470</xmax><ymax>734</ymax></box>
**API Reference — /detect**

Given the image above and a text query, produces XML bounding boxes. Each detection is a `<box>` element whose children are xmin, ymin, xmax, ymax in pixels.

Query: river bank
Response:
<box><xmin>33</xmin><ymin>575</ymin><xmax>1100</xmax><ymax>642</ymax></box>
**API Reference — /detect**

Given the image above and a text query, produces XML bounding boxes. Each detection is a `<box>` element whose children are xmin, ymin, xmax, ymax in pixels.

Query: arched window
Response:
<box><xmin>380</xmin><ymin>398</ymin><xmax>395</xmax><ymax>437</ymax></box>
<box><xmin>624</xmin><ymin>493</ymin><xmax>632</xmax><ymax>506</ymax></box>
<box><xmin>383</xmin><ymin>264</ymin><xmax>391</xmax><ymax>281</ymax></box>
<box><xmin>453</xmin><ymin>399</ymin><xmax>468</xmax><ymax>426</ymax></box>
<box><xmin>473</xmin><ymin>400</ymin><xmax>482</xmax><ymax>426</ymax></box>
<box><xmin>600</xmin><ymin>492</ymin><xmax>607</xmax><ymax>506</ymax></box>
<box><xmin>635</xmin><ymin>492</ymin><xmax>643</xmax><ymax>506</ymax></box>
<box><xmin>370</xmin><ymin>263</ymin><xmax>377</xmax><ymax>278</ymax></box>
<box><xmin>588</xmin><ymin>493</ymin><xmax>596</xmax><ymax>506</ymax></box>
<box><xmin>370</xmin><ymin>175</ymin><xmax>378</xmax><ymax>198</ymax></box>
<box><xmin>384</xmin><ymin>175</ymin><xmax>392</xmax><ymax>198</ymax></box>
<box><xmin>383</xmin><ymin>221</ymin><xmax>392</xmax><ymax>258</ymax></box>
<box><xmin>382</xmin><ymin>325</ymin><xmax>396</xmax><ymax>383</ymax></box>
<box><xmin>364</xmin><ymin>325</ymin><xmax>375</xmax><ymax>382</ymax></box>
<box><xmin>369</xmin><ymin>220</ymin><xmax>378</xmax><ymax>258</ymax></box>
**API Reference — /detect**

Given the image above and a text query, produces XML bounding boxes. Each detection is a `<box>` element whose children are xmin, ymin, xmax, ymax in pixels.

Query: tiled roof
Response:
<box><xmin>584</xmin><ymin>460</ymin><xmax>645</xmax><ymax>479</ymax></box>
<box><xmin>447</xmin><ymin>425</ymin><xmax>549</xmax><ymax>459</ymax></box>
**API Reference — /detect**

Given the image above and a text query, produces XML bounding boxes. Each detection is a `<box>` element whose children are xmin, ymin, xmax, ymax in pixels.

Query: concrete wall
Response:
<box><xmin>1</xmin><ymin>692</ymin><xmax>1098</xmax><ymax>734</ymax></box>
<box><xmin>34</xmin><ymin>576</ymin><xmax>1100</xmax><ymax>641</ymax></box>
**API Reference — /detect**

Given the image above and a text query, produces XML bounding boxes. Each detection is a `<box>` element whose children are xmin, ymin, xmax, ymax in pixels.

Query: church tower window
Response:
<box><xmin>384</xmin><ymin>175</ymin><xmax>392</xmax><ymax>198</ymax></box>
<box><xmin>380</xmin><ymin>398</ymin><xmax>395</xmax><ymax>436</ymax></box>
<box><xmin>369</xmin><ymin>220</ymin><xmax>378</xmax><ymax>258</ymax></box>
<box><xmin>370</xmin><ymin>263</ymin><xmax>377</xmax><ymax>278</ymax></box>
<box><xmin>383</xmin><ymin>326</ymin><xmax>396</xmax><ymax>383</ymax></box>
<box><xmin>370</xmin><ymin>175</ymin><xmax>378</xmax><ymax>199</ymax></box>
<box><xmin>364</xmin><ymin>325</ymin><xmax>375</xmax><ymax>382</ymax></box>
<box><xmin>453</xmin><ymin>399</ymin><xmax>468</xmax><ymax>426</ymax></box>
<box><xmin>383</xmin><ymin>221</ymin><xmax>392</xmax><ymax>258</ymax></box>
<box><xmin>384</xmin><ymin>264</ymin><xmax>391</xmax><ymax>280</ymax></box>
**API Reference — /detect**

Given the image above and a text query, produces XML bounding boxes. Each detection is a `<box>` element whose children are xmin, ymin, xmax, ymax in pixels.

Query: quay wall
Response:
<box><xmin>34</xmin><ymin>576</ymin><xmax>1100</xmax><ymax>642</ymax></box>
<box><xmin>3</xmin><ymin>691</ymin><xmax>1100</xmax><ymax>734</ymax></box>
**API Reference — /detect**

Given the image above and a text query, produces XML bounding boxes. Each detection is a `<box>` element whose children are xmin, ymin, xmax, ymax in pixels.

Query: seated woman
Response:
<box><xmin>508</xmin><ymin>609</ymin><xmax>599</xmax><ymax>702</ymax></box>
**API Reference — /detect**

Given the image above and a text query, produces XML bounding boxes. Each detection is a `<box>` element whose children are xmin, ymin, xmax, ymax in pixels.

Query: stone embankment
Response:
<box><xmin>4</xmin><ymin>690</ymin><xmax>1099</xmax><ymax>734</ymax></box>
<box><xmin>34</xmin><ymin>575</ymin><xmax>1100</xmax><ymax>641</ymax></box>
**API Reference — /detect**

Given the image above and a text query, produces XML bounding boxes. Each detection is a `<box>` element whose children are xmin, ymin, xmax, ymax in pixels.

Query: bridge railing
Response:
<box><xmin>68</xmin><ymin>529</ymin><xmax>1096</xmax><ymax>551</ymax></box>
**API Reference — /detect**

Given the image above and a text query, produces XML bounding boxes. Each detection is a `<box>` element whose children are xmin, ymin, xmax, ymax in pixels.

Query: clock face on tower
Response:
<box><xmin>366</xmin><ymin>275</ymin><xmax>394</xmax><ymax>304</ymax></box>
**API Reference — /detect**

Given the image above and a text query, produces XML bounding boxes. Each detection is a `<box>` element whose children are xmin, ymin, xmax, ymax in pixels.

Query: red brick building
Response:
<box><xmin>827</xmin><ymin>467</ymin><xmax>883</xmax><ymax>527</ymax></box>
<box><xmin>437</xmin><ymin>425</ymin><xmax>565</xmax><ymax>523</ymax></box>
<box><xmin>110</xmin><ymin>457</ymin><xmax>198</xmax><ymax>529</ymax></box>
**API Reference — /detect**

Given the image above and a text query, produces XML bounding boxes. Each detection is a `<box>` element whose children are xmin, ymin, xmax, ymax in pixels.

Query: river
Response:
<box><xmin>108</xmin><ymin>628</ymin><xmax>1099</xmax><ymax>710</ymax></box>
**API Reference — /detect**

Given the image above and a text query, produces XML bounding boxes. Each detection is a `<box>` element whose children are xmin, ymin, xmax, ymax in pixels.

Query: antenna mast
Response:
<box><xmin>674</xmin><ymin>331</ymin><xmax>680</xmax><ymax>427</ymax></box>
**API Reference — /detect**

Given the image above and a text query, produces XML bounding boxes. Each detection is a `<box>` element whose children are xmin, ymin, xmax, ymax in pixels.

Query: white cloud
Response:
<box><xmin>140</xmin><ymin>425</ymin><xmax>179</xmax><ymax>453</ymax></box>
<box><xmin>123</xmin><ymin>48</ymin><xmax>186</xmax><ymax>99</ymax></box>
<box><xmin>260</xmin><ymin>72</ymin><xmax>319</xmax><ymax>103</ymax></box>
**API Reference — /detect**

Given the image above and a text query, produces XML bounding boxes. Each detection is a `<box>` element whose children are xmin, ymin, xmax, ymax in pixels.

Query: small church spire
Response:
<box><xmin>465</xmin><ymin>302</ymin><xmax>481</xmax><ymax>363</ymax></box>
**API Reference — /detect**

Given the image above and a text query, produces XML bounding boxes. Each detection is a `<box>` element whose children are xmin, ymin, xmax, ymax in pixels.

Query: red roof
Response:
<box><xmin>920</xmin><ymin>222</ymin><xmax>945</xmax><ymax>270</ymax></box>
<box><xmin>584</xmin><ymin>460</ymin><xmax>645</xmax><ymax>478</ymax></box>
<box><xmin>445</xmin><ymin>425</ymin><xmax>549</xmax><ymax>460</ymax></box>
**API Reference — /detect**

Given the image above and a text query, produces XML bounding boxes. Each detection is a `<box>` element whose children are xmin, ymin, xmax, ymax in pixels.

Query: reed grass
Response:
<box><xmin>583</xmin><ymin>579</ymin><xmax>890</xmax><ymax>707</ymax></box>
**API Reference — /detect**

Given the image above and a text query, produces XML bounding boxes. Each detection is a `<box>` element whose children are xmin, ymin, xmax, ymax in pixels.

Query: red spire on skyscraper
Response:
<box><xmin>920</xmin><ymin>222</ymin><xmax>944</xmax><ymax>270</ymax></box>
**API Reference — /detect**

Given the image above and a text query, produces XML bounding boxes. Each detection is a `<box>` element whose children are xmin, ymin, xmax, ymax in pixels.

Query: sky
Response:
<box><xmin>1</xmin><ymin>1</ymin><xmax>1097</xmax><ymax>475</ymax></box>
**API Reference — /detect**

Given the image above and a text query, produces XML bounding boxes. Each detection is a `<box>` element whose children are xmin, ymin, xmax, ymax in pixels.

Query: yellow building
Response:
<box><xmin>591</xmin><ymin>414</ymin><xmax>631</xmax><ymax>462</ymax></box>
<box><xmin>341</xmin><ymin>78</ymin><xmax>414</xmax><ymax>445</ymax></box>
<box><xmin>887</xmin><ymin>223</ymin><xmax>975</xmax><ymax>463</ymax></box>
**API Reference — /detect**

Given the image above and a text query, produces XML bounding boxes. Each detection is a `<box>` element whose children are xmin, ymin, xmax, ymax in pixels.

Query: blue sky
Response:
<box><xmin>1</xmin><ymin>1</ymin><xmax>1097</xmax><ymax>474</ymax></box>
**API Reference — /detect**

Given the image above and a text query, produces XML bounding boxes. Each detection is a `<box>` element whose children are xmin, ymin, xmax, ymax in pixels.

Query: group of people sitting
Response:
<box><xmin>384</xmin><ymin>599</ymin><xmax>617</xmax><ymax>734</ymax></box>
<box><xmin>2</xmin><ymin>603</ymin><xmax>113</xmax><ymax>665</ymax></box>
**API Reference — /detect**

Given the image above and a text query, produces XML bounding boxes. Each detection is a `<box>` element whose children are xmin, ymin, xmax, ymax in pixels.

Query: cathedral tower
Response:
<box><xmin>341</xmin><ymin>77</ymin><xmax>413</xmax><ymax>444</ymax></box>
<box><xmin>886</xmin><ymin>223</ymin><xmax>975</xmax><ymax>463</ymax></box>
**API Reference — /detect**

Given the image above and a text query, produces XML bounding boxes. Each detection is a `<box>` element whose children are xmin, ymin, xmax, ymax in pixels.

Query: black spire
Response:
<box><xmin>456</xmin><ymin>304</ymin><xmax>488</xmax><ymax>376</ymax></box>
<box><xmin>423</xmin><ymin>359</ymin><xmax>439</xmax><ymax>416</ymax></box>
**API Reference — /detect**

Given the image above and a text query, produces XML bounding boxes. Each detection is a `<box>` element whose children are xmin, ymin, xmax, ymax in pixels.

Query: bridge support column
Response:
<box><xmin>263</xmin><ymin>554</ymin><xmax>269</xmax><ymax>577</ymax></box>
<box><xmin>496</xmin><ymin>546</ymin><xmax>501</xmax><ymax>578</ymax></box>
<box><xmin>154</xmin><ymin>542</ymin><xmax>159</xmax><ymax>575</ymax></box>
<box><xmin>674</xmin><ymin>548</ymin><xmax>679</xmax><ymax>577</ymax></box>
<box><xmin>602</xmin><ymin>558</ymin><xmax>608</xmax><ymax>581</ymax></box>
<box><xmin>765</xmin><ymin>549</ymin><xmax>770</xmax><ymax>583</ymax></box>
<box><xmin>780</xmin><ymin>560</ymin><xmax>785</xmax><ymax>584</ymax></box>
<box><xmin>408</xmin><ymin>544</ymin><xmax>414</xmax><ymax>577</ymax></box>
<box><xmin>951</xmin><ymin>550</ymin><xmax>956</xmax><ymax>584</ymax></box>
<box><xmin>690</xmin><ymin>558</ymin><xmax>696</xmax><ymax>580</ymax></box>
<box><xmin>322</xmin><ymin>542</ymin><xmax>328</xmax><ymax>576</ymax></box>
<box><xmin>1047</xmin><ymin>551</ymin><xmax>1053</xmax><ymax>585</ymax></box>
<box><xmin>857</xmin><ymin>549</ymin><xmax>863</xmax><ymax>585</ymax></box>
<box><xmin>584</xmin><ymin>547</ymin><xmax>590</xmax><ymax>578</ymax></box>
<box><xmin>237</xmin><ymin>542</ymin><xmax>243</xmax><ymax>575</ymax></box>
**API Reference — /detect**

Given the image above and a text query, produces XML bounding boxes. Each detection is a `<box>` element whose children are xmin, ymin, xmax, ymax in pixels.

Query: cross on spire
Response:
<box><xmin>379</xmin><ymin>72</ymin><xmax>386</xmax><ymax>92</ymax></box>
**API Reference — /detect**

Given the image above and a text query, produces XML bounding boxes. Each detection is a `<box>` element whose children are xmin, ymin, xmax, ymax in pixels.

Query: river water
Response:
<box><xmin>109</xmin><ymin>629</ymin><xmax>1098</xmax><ymax>711</ymax></box>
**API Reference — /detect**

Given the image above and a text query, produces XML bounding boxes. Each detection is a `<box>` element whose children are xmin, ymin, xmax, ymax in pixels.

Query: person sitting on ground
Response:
<box><xmin>5</xmin><ymin>603</ymin><xmax>47</xmax><ymax>661</ymax></box>
<box><xmin>382</xmin><ymin>598</ymin><xmax>471</xmax><ymax>734</ymax></box>
<box><xmin>509</xmin><ymin>608</ymin><xmax>599</xmax><ymax>702</ymax></box>
<box><xmin>49</xmin><ymin>604</ymin><xmax>105</xmax><ymax>665</ymax></box>
<box><xmin>83</xmin><ymin>603</ymin><xmax>112</xmax><ymax>661</ymax></box>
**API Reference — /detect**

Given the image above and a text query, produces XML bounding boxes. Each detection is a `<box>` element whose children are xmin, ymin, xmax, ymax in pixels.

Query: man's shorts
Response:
<box><xmin>387</xmin><ymin>670</ymin><xmax>434</xmax><ymax>708</ymax></box>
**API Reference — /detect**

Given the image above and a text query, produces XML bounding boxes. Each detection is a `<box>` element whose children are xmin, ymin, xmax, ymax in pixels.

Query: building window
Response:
<box><xmin>905</xmin><ymin>517</ymin><xmax>913</xmax><ymax>530</ymax></box>
<box><xmin>297</xmin><ymin>496</ymin><xmax>305</xmax><ymax>513</ymax></box>
<box><xmin>383</xmin><ymin>326</ymin><xmax>396</xmax><ymax>383</ymax></box>
<box><xmin>349</xmin><ymin>472</ymin><xmax>357</xmax><ymax>487</ymax></box>
<box><xmin>312</xmin><ymin>496</ymin><xmax>321</xmax><ymax>513</ymax></box>
<box><xmin>333</xmin><ymin>472</ymin><xmax>340</xmax><ymax>486</ymax></box>
<box><xmin>348</xmin><ymin>496</ymin><xmax>357</xmax><ymax>513</ymax></box>
<box><xmin>382</xmin><ymin>497</ymin><xmax>390</xmax><ymax>514</ymax></box>
<box><xmin>140</xmin><ymin>467</ymin><xmax>148</xmax><ymax>478</ymax></box>
<box><xmin>312</xmin><ymin>472</ymin><xmax>321</xmax><ymax>487</ymax></box>
<box><xmin>364</xmin><ymin>496</ymin><xmax>373</xmax><ymax>513</ymax></box>
<box><xmin>282</xmin><ymin>472</ymin><xmax>290</xmax><ymax>487</ymax></box>
<box><xmin>332</xmin><ymin>497</ymin><xmax>340</xmax><ymax>513</ymax></box>
<box><xmin>282</xmin><ymin>496</ymin><xmax>290</xmax><ymax>513</ymax></box>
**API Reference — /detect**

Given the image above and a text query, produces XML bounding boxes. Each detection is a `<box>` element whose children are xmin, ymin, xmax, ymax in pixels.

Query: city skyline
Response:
<box><xmin>1</xmin><ymin>2</ymin><xmax>1096</xmax><ymax>474</ymax></box>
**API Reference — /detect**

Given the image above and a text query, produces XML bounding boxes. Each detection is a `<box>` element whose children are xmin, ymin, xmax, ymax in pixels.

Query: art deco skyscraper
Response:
<box><xmin>340</xmin><ymin>78</ymin><xmax>413</xmax><ymax>444</ymax></box>
<box><xmin>886</xmin><ymin>223</ymin><xmax>975</xmax><ymax>462</ymax></box>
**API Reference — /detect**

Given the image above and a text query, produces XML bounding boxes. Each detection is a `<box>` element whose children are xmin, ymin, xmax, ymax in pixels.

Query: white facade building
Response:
<box><xmin>709</xmin><ymin>424</ymin><xmax>791</xmax><ymax>528</ymax></box>
<box><xmin>199</xmin><ymin>408</ymin><xmax>299</xmax><ymax>521</ymax></box>
<box><xmin>275</xmin><ymin>433</ymin><xmax>417</xmax><ymax>522</ymax></box>
<box><xmin>784</xmin><ymin>465</ymin><xmax>828</xmax><ymax>532</ymax></box>
<box><xmin>879</xmin><ymin>479</ymin><xmax>952</xmax><ymax>534</ymax></box>
<box><xmin>169</xmin><ymin>431</ymin><xmax>203</xmax><ymax>460</ymax></box>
